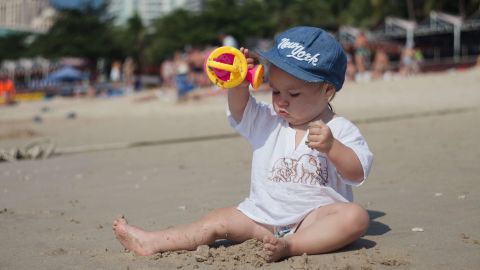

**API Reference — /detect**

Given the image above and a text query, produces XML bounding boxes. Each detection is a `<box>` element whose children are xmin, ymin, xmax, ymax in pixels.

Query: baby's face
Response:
<box><xmin>269</xmin><ymin>65</ymin><xmax>333</xmax><ymax>128</ymax></box>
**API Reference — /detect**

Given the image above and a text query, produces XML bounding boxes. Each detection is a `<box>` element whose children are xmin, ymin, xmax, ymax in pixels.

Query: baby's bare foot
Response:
<box><xmin>263</xmin><ymin>235</ymin><xmax>290</xmax><ymax>262</ymax></box>
<box><xmin>112</xmin><ymin>216</ymin><xmax>156</xmax><ymax>256</ymax></box>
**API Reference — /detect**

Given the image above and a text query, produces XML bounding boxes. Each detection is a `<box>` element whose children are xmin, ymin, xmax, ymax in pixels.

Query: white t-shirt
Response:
<box><xmin>227</xmin><ymin>95</ymin><xmax>373</xmax><ymax>226</ymax></box>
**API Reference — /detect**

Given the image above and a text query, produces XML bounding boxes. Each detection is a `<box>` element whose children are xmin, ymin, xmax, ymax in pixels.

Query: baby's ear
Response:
<box><xmin>324</xmin><ymin>83</ymin><xmax>336</xmax><ymax>94</ymax></box>
<box><xmin>325</xmin><ymin>84</ymin><xmax>336</xmax><ymax>99</ymax></box>
<box><xmin>327</xmin><ymin>83</ymin><xmax>336</xmax><ymax>92</ymax></box>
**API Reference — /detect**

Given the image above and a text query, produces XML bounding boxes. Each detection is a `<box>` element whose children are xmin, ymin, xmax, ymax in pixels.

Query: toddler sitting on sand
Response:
<box><xmin>113</xmin><ymin>26</ymin><xmax>373</xmax><ymax>262</ymax></box>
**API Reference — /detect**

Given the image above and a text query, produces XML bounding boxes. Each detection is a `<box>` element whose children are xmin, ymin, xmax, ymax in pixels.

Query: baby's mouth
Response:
<box><xmin>278</xmin><ymin>109</ymin><xmax>290</xmax><ymax>117</ymax></box>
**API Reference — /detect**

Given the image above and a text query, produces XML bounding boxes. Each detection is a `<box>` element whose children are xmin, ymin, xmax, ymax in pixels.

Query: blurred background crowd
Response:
<box><xmin>1</xmin><ymin>0</ymin><xmax>480</xmax><ymax>105</ymax></box>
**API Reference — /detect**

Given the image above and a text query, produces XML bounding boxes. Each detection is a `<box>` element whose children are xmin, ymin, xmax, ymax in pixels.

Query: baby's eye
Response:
<box><xmin>272</xmin><ymin>90</ymin><xmax>280</xmax><ymax>95</ymax></box>
<box><xmin>289</xmin><ymin>93</ymin><xmax>300</xmax><ymax>97</ymax></box>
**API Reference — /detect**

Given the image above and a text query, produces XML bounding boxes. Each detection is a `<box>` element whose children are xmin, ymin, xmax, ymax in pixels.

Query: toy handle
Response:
<box><xmin>246</xmin><ymin>63</ymin><xmax>264</xmax><ymax>89</ymax></box>
<box><xmin>204</xmin><ymin>46</ymin><xmax>264</xmax><ymax>89</ymax></box>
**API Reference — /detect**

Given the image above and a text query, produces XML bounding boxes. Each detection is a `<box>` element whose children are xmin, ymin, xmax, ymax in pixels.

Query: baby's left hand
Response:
<box><xmin>306</xmin><ymin>120</ymin><xmax>334</xmax><ymax>154</ymax></box>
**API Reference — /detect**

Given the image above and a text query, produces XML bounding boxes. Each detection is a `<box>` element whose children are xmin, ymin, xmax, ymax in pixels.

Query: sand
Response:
<box><xmin>1</xmin><ymin>68</ymin><xmax>479</xmax><ymax>270</ymax></box>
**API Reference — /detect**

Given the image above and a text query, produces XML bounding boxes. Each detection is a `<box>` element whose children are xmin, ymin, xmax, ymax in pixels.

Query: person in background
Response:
<box><xmin>188</xmin><ymin>48</ymin><xmax>210</xmax><ymax>87</ymax></box>
<box><xmin>173</xmin><ymin>51</ymin><xmax>194</xmax><ymax>101</ymax></box>
<box><xmin>0</xmin><ymin>73</ymin><xmax>16</xmax><ymax>105</ymax></box>
<box><xmin>354</xmin><ymin>32</ymin><xmax>371</xmax><ymax>82</ymax></box>
<box><xmin>110</xmin><ymin>61</ymin><xmax>122</xmax><ymax>83</ymax></box>
<box><xmin>399</xmin><ymin>45</ymin><xmax>417</xmax><ymax>76</ymax></box>
<box><xmin>346</xmin><ymin>53</ymin><xmax>357</xmax><ymax>82</ymax></box>
<box><xmin>160</xmin><ymin>57</ymin><xmax>176</xmax><ymax>89</ymax></box>
<box><xmin>218</xmin><ymin>32</ymin><xmax>238</xmax><ymax>48</ymax></box>
<box><xmin>123</xmin><ymin>57</ymin><xmax>135</xmax><ymax>94</ymax></box>
<box><xmin>372</xmin><ymin>48</ymin><xmax>389</xmax><ymax>80</ymax></box>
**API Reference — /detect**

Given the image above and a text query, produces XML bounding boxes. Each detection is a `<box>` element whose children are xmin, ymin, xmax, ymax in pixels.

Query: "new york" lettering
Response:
<box><xmin>278</xmin><ymin>38</ymin><xmax>320</xmax><ymax>66</ymax></box>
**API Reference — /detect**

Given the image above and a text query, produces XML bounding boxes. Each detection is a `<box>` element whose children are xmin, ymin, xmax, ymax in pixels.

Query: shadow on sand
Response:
<box><xmin>212</xmin><ymin>209</ymin><xmax>391</xmax><ymax>251</ymax></box>
<box><xmin>365</xmin><ymin>210</ymin><xmax>391</xmax><ymax>236</ymax></box>
<box><xmin>341</xmin><ymin>209</ymin><xmax>391</xmax><ymax>252</ymax></box>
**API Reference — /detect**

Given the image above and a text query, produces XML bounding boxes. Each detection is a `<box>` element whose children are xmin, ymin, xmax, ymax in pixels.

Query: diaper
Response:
<box><xmin>274</xmin><ymin>223</ymin><xmax>298</xmax><ymax>238</ymax></box>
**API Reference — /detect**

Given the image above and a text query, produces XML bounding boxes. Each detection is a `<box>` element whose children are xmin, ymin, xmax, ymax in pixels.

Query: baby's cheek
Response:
<box><xmin>299</xmin><ymin>105</ymin><xmax>314</xmax><ymax>116</ymax></box>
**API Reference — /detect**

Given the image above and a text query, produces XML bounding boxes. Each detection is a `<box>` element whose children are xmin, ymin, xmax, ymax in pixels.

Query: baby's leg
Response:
<box><xmin>113</xmin><ymin>207</ymin><xmax>273</xmax><ymax>255</ymax></box>
<box><xmin>263</xmin><ymin>203</ymin><xmax>369</xmax><ymax>262</ymax></box>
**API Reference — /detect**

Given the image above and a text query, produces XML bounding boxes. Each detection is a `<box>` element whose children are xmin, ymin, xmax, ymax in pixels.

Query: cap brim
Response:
<box><xmin>256</xmin><ymin>49</ymin><xmax>328</xmax><ymax>84</ymax></box>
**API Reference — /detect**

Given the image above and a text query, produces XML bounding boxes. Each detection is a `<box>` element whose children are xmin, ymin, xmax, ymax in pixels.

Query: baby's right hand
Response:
<box><xmin>238</xmin><ymin>47</ymin><xmax>254</xmax><ymax>88</ymax></box>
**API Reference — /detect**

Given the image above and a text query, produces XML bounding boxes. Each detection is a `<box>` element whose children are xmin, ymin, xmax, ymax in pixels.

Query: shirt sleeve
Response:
<box><xmin>330</xmin><ymin>118</ymin><xmax>374</xmax><ymax>186</ymax></box>
<box><xmin>227</xmin><ymin>95</ymin><xmax>279</xmax><ymax>147</ymax></box>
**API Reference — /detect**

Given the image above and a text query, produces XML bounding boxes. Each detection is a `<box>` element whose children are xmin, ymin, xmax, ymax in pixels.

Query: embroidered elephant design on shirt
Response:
<box><xmin>268</xmin><ymin>157</ymin><xmax>298</xmax><ymax>182</ymax></box>
<box><xmin>268</xmin><ymin>154</ymin><xmax>328</xmax><ymax>186</ymax></box>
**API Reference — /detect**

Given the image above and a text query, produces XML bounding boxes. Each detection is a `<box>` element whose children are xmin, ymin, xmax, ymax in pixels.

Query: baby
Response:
<box><xmin>113</xmin><ymin>26</ymin><xmax>373</xmax><ymax>262</ymax></box>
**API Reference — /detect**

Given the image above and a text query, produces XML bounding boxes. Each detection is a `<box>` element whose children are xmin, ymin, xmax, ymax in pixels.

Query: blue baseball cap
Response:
<box><xmin>256</xmin><ymin>26</ymin><xmax>347</xmax><ymax>91</ymax></box>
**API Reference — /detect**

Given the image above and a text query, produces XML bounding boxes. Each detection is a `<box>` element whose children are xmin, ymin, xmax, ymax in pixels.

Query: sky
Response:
<box><xmin>50</xmin><ymin>0</ymin><xmax>103</xmax><ymax>10</ymax></box>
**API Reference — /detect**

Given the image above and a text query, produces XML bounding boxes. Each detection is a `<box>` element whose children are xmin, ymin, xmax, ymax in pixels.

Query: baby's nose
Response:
<box><xmin>277</xmin><ymin>97</ymin><xmax>289</xmax><ymax>106</ymax></box>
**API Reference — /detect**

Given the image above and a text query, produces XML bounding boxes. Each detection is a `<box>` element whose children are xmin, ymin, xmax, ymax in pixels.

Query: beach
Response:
<box><xmin>1</xmin><ymin>68</ymin><xmax>479</xmax><ymax>270</ymax></box>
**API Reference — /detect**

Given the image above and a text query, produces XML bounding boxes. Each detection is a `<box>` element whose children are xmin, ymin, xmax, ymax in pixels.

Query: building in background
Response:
<box><xmin>0</xmin><ymin>0</ymin><xmax>56</xmax><ymax>36</ymax></box>
<box><xmin>0</xmin><ymin>0</ymin><xmax>204</xmax><ymax>35</ymax></box>
<box><xmin>108</xmin><ymin>0</ymin><xmax>203</xmax><ymax>27</ymax></box>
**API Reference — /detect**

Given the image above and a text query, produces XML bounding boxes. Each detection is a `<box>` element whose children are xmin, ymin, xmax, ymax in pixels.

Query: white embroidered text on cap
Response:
<box><xmin>278</xmin><ymin>38</ymin><xmax>320</xmax><ymax>66</ymax></box>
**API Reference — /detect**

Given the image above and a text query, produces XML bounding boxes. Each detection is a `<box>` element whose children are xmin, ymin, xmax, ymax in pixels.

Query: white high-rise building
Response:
<box><xmin>108</xmin><ymin>0</ymin><xmax>203</xmax><ymax>27</ymax></box>
<box><xmin>0</xmin><ymin>0</ymin><xmax>55</xmax><ymax>33</ymax></box>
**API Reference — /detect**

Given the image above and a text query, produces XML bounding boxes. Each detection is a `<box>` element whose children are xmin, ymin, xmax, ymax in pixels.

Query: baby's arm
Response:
<box><xmin>307</xmin><ymin>121</ymin><xmax>364</xmax><ymax>182</ymax></box>
<box><xmin>326</xmin><ymin>139</ymin><xmax>364</xmax><ymax>182</ymax></box>
<box><xmin>228</xmin><ymin>48</ymin><xmax>253</xmax><ymax>123</ymax></box>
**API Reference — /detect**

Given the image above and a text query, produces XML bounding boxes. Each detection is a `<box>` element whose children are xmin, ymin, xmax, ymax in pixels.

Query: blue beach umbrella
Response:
<box><xmin>46</xmin><ymin>66</ymin><xmax>85</xmax><ymax>82</ymax></box>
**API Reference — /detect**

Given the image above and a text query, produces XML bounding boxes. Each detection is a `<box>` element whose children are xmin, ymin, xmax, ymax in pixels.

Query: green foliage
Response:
<box><xmin>144</xmin><ymin>9</ymin><xmax>198</xmax><ymax>63</ymax></box>
<box><xmin>0</xmin><ymin>33</ymin><xmax>29</xmax><ymax>61</ymax></box>
<box><xmin>3</xmin><ymin>0</ymin><xmax>480</xmax><ymax>66</ymax></box>
<box><xmin>145</xmin><ymin>0</ymin><xmax>275</xmax><ymax>64</ymax></box>
<box><xmin>114</xmin><ymin>12</ymin><xmax>146</xmax><ymax>67</ymax></box>
<box><xmin>26</xmin><ymin>2</ymin><xmax>122</xmax><ymax>62</ymax></box>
